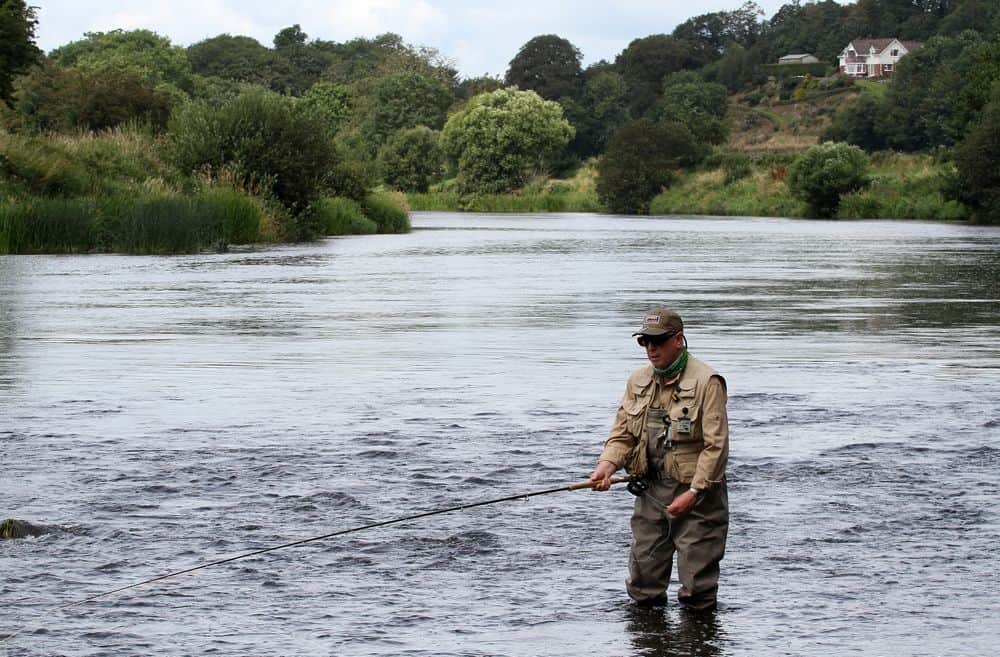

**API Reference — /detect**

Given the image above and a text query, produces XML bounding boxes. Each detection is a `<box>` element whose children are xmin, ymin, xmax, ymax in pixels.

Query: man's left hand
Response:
<box><xmin>666</xmin><ymin>489</ymin><xmax>698</xmax><ymax>517</ymax></box>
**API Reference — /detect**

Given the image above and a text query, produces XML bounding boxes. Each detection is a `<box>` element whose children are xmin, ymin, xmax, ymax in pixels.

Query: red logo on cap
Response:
<box><xmin>644</xmin><ymin>314</ymin><xmax>660</xmax><ymax>324</ymax></box>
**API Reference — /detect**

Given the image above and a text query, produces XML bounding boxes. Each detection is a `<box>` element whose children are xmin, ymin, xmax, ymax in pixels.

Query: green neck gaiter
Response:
<box><xmin>653</xmin><ymin>348</ymin><xmax>688</xmax><ymax>379</ymax></box>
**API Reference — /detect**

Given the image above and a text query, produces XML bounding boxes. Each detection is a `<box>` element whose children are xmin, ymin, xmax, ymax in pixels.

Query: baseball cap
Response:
<box><xmin>632</xmin><ymin>308</ymin><xmax>684</xmax><ymax>337</ymax></box>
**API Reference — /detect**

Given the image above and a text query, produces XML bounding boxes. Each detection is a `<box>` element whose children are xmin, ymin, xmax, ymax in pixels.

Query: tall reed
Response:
<box><xmin>0</xmin><ymin>197</ymin><xmax>97</xmax><ymax>254</ymax></box>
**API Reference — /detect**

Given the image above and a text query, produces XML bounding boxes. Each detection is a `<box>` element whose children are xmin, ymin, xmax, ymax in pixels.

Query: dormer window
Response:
<box><xmin>891</xmin><ymin>48</ymin><xmax>899</xmax><ymax>56</ymax></box>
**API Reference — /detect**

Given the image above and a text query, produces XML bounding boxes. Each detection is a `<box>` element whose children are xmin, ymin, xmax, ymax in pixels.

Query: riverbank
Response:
<box><xmin>407</xmin><ymin>153</ymin><xmax>968</xmax><ymax>221</ymax></box>
<box><xmin>0</xmin><ymin>127</ymin><xmax>409</xmax><ymax>255</ymax></box>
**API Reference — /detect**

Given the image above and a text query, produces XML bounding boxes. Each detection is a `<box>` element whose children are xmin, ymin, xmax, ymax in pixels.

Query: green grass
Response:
<box><xmin>854</xmin><ymin>79</ymin><xmax>889</xmax><ymax>99</ymax></box>
<box><xmin>0</xmin><ymin>197</ymin><xmax>97</xmax><ymax>254</ymax></box>
<box><xmin>312</xmin><ymin>197</ymin><xmax>377</xmax><ymax>235</ymax></box>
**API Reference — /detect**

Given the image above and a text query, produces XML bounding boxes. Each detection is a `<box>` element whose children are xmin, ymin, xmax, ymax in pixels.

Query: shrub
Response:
<box><xmin>0</xmin><ymin>197</ymin><xmax>96</xmax><ymax>254</ymax></box>
<box><xmin>952</xmin><ymin>96</ymin><xmax>1000</xmax><ymax>224</ymax></box>
<box><xmin>596</xmin><ymin>119</ymin><xmax>703</xmax><ymax>214</ymax></box>
<box><xmin>378</xmin><ymin>126</ymin><xmax>444</xmax><ymax>193</ymax></box>
<box><xmin>787</xmin><ymin>142</ymin><xmax>870</xmax><ymax>218</ymax></box>
<box><xmin>165</xmin><ymin>89</ymin><xmax>341</xmax><ymax>216</ymax></box>
<box><xmin>311</xmin><ymin>197</ymin><xmax>376</xmax><ymax>235</ymax></box>
<box><xmin>362</xmin><ymin>192</ymin><xmax>410</xmax><ymax>234</ymax></box>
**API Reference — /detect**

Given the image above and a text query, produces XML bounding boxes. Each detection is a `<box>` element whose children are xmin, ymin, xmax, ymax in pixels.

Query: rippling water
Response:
<box><xmin>2</xmin><ymin>213</ymin><xmax>999</xmax><ymax>656</ymax></box>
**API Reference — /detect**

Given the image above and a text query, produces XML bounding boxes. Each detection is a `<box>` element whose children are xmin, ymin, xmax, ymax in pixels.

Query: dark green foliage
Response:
<box><xmin>72</xmin><ymin>69</ymin><xmax>171</xmax><ymax>131</ymax></box>
<box><xmin>787</xmin><ymin>141</ymin><xmax>870</xmax><ymax>218</ymax></box>
<box><xmin>301</xmin><ymin>82</ymin><xmax>352</xmax><ymax>135</ymax></box>
<box><xmin>363</xmin><ymin>72</ymin><xmax>453</xmax><ymax>151</ymax></box>
<box><xmin>762</xmin><ymin>62</ymin><xmax>830</xmax><ymax>79</ymax></box>
<box><xmin>617</xmin><ymin>34</ymin><xmax>690</xmax><ymax>117</ymax></box>
<box><xmin>596</xmin><ymin>118</ymin><xmax>703</xmax><ymax>214</ymax></box>
<box><xmin>378</xmin><ymin>126</ymin><xmax>443</xmax><ymax>193</ymax></box>
<box><xmin>106</xmin><ymin>194</ymin><xmax>219</xmax><ymax>254</ymax></box>
<box><xmin>671</xmin><ymin>2</ymin><xmax>765</xmax><ymax>69</ymax></box>
<box><xmin>822</xmin><ymin>94</ymin><xmax>890</xmax><ymax>151</ymax></box>
<box><xmin>505</xmin><ymin>34</ymin><xmax>582</xmax><ymax>100</ymax></box>
<box><xmin>457</xmin><ymin>75</ymin><xmax>503</xmax><ymax>99</ymax></box>
<box><xmin>0</xmin><ymin>197</ymin><xmax>95</xmax><ymax>253</ymax></box>
<box><xmin>361</xmin><ymin>192</ymin><xmax>410</xmax><ymax>233</ymax></box>
<box><xmin>565</xmin><ymin>69</ymin><xmax>628</xmax><ymax>157</ymax></box>
<box><xmin>0</xmin><ymin>0</ymin><xmax>40</xmax><ymax>105</ymax></box>
<box><xmin>760</xmin><ymin>1</ymin><xmax>852</xmax><ymax>64</ymax></box>
<box><xmin>49</xmin><ymin>29</ymin><xmax>196</xmax><ymax>98</ymax></box>
<box><xmin>885</xmin><ymin>32</ymin><xmax>1000</xmax><ymax>151</ymax></box>
<box><xmin>952</xmin><ymin>93</ymin><xmax>1000</xmax><ymax>223</ymax></box>
<box><xmin>187</xmin><ymin>35</ymin><xmax>272</xmax><ymax>84</ymax></box>
<box><xmin>311</xmin><ymin>197</ymin><xmax>376</xmax><ymax>235</ymax></box>
<box><xmin>654</xmin><ymin>74</ymin><xmax>730</xmax><ymax>145</ymax></box>
<box><xmin>165</xmin><ymin>90</ymin><xmax>341</xmax><ymax>217</ymax></box>
<box><xmin>273</xmin><ymin>25</ymin><xmax>307</xmax><ymax>49</ymax></box>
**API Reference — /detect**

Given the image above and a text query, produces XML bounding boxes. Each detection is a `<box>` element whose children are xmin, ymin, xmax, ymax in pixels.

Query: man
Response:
<box><xmin>591</xmin><ymin>308</ymin><xmax>729</xmax><ymax>611</ymax></box>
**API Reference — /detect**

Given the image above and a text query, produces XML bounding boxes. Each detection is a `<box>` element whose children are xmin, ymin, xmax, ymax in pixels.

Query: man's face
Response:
<box><xmin>639</xmin><ymin>332</ymin><xmax>684</xmax><ymax>370</ymax></box>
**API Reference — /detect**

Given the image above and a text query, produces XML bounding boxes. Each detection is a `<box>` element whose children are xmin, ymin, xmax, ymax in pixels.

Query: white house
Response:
<box><xmin>838</xmin><ymin>38</ymin><xmax>923</xmax><ymax>77</ymax></box>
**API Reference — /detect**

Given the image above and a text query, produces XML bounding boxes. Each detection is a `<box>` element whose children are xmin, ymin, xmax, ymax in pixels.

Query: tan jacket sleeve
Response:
<box><xmin>692</xmin><ymin>375</ymin><xmax>728</xmax><ymax>490</ymax></box>
<box><xmin>598</xmin><ymin>385</ymin><xmax>637</xmax><ymax>467</ymax></box>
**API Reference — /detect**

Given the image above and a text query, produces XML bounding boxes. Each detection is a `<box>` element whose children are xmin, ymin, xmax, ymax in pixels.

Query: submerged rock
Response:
<box><xmin>0</xmin><ymin>518</ymin><xmax>50</xmax><ymax>539</ymax></box>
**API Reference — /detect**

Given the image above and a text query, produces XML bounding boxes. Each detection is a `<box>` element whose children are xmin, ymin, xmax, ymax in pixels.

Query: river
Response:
<box><xmin>2</xmin><ymin>212</ymin><xmax>999</xmax><ymax>656</ymax></box>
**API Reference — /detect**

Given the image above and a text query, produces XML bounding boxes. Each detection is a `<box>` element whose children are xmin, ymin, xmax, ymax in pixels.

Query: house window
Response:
<box><xmin>891</xmin><ymin>48</ymin><xmax>899</xmax><ymax>56</ymax></box>
<box><xmin>884</xmin><ymin>63</ymin><xmax>893</xmax><ymax>72</ymax></box>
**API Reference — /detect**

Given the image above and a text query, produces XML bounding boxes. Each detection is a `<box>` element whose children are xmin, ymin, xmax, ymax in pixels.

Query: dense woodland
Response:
<box><xmin>1</xmin><ymin>0</ymin><xmax>998</xmax><ymax>253</ymax></box>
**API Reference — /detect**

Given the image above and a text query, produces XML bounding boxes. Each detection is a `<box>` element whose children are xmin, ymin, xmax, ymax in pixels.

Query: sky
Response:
<box><xmin>31</xmin><ymin>0</ymin><xmax>796</xmax><ymax>80</ymax></box>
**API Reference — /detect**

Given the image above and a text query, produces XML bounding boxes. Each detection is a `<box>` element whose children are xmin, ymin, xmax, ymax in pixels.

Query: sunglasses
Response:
<box><xmin>637</xmin><ymin>333</ymin><xmax>676</xmax><ymax>348</ymax></box>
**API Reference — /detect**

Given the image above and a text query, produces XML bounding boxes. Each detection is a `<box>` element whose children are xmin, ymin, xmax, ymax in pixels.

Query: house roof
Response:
<box><xmin>845</xmin><ymin>38</ymin><xmax>924</xmax><ymax>55</ymax></box>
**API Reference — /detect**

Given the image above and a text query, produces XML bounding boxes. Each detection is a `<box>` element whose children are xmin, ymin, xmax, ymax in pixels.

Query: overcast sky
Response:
<box><xmin>32</xmin><ymin>0</ymin><xmax>798</xmax><ymax>79</ymax></box>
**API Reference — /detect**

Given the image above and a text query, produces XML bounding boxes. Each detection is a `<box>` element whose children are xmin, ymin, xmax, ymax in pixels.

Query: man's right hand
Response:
<box><xmin>589</xmin><ymin>460</ymin><xmax>618</xmax><ymax>491</ymax></box>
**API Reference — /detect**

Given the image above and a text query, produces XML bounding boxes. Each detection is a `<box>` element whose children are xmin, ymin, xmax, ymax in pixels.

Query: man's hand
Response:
<box><xmin>666</xmin><ymin>489</ymin><xmax>698</xmax><ymax>516</ymax></box>
<box><xmin>589</xmin><ymin>460</ymin><xmax>618</xmax><ymax>491</ymax></box>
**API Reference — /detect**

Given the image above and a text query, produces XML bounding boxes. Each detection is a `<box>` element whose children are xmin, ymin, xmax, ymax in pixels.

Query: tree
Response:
<box><xmin>616</xmin><ymin>34</ymin><xmax>690</xmax><ymax>117</ymax></box>
<box><xmin>787</xmin><ymin>142</ymin><xmax>870</xmax><ymax>218</ymax></box>
<box><xmin>273</xmin><ymin>24</ymin><xmax>307</xmax><ymax>49</ymax></box>
<box><xmin>301</xmin><ymin>82</ymin><xmax>352</xmax><ymax>136</ymax></box>
<box><xmin>49</xmin><ymin>29</ymin><xmax>195</xmax><ymax>100</ymax></box>
<box><xmin>952</xmin><ymin>90</ymin><xmax>1000</xmax><ymax>223</ymax></box>
<box><xmin>885</xmin><ymin>32</ymin><xmax>1000</xmax><ymax>151</ymax></box>
<box><xmin>187</xmin><ymin>35</ymin><xmax>271</xmax><ymax>84</ymax></box>
<box><xmin>671</xmin><ymin>2</ymin><xmax>764</xmax><ymax>69</ymax></box>
<box><xmin>596</xmin><ymin>119</ymin><xmax>703</xmax><ymax>214</ymax></box>
<box><xmin>0</xmin><ymin>0</ymin><xmax>40</xmax><ymax>105</ymax></box>
<box><xmin>822</xmin><ymin>94</ymin><xmax>891</xmax><ymax>151</ymax></box>
<box><xmin>505</xmin><ymin>34</ymin><xmax>582</xmax><ymax>100</ymax></box>
<box><xmin>564</xmin><ymin>69</ymin><xmax>629</xmax><ymax>158</ymax></box>
<box><xmin>440</xmin><ymin>88</ymin><xmax>574</xmax><ymax>194</ymax></box>
<box><xmin>166</xmin><ymin>90</ymin><xmax>342</xmax><ymax>217</ymax></box>
<box><xmin>378</xmin><ymin>126</ymin><xmax>444</xmax><ymax>193</ymax></box>
<box><xmin>363</xmin><ymin>72</ymin><xmax>453</xmax><ymax>151</ymax></box>
<box><xmin>653</xmin><ymin>73</ymin><xmax>730</xmax><ymax>145</ymax></box>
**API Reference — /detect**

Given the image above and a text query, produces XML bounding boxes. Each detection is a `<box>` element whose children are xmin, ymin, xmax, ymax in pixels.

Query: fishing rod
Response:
<box><xmin>1</xmin><ymin>475</ymin><xmax>631</xmax><ymax>643</ymax></box>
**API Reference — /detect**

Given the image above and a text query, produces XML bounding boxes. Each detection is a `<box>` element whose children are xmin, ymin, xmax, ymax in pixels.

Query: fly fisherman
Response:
<box><xmin>590</xmin><ymin>308</ymin><xmax>729</xmax><ymax>611</ymax></box>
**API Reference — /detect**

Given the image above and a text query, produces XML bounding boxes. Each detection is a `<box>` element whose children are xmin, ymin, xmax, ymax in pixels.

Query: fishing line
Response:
<box><xmin>1</xmin><ymin>476</ymin><xmax>631</xmax><ymax>644</ymax></box>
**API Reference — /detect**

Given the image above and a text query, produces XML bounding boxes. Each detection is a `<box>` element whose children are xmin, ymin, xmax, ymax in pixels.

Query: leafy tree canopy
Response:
<box><xmin>187</xmin><ymin>34</ymin><xmax>271</xmax><ymax>83</ymax></box>
<box><xmin>378</xmin><ymin>126</ymin><xmax>444</xmax><ymax>193</ymax></box>
<box><xmin>671</xmin><ymin>2</ymin><xmax>764</xmax><ymax>68</ymax></box>
<box><xmin>301</xmin><ymin>81</ymin><xmax>353</xmax><ymax>136</ymax></box>
<box><xmin>616</xmin><ymin>34</ymin><xmax>690</xmax><ymax>117</ymax></box>
<box><xmin>0</xmin><ymin>0</ymin><xmax>40</xmax><ymax>105</ymax></box>
<box><xmin>273</xmin><ymin>24</ymin><xmax>307</xmax><ymax>49</ymax></box>
<box><xmin>441</xmin><ymin>88</ymin><xmax>573</xmax><ymax>194</ymax></box>
<box><xmin>505</xmin><ymin>34</ymin><xmax>582</xmax><ymax>100</ymax></box>
<box><xmin>652</xmin><ymin>74</ymin><xmax>730</xmax><ymax>145</ymax></box>
<box><xmin>49</xmin><ymin>29</ymin><xmax>195</xmax><ymax>99</ymax></box>
<box><xmin>952</xmin><ymin>85</ymin><xmax>1000</xmax><ymax>223</ymax></box>
<box><xmin>363</xmin><ymin>71</ymin><xmax>453</xmax><ymax>151</ymax></box>
<box><xmin>787</xmin><ymin>141</ymin><xmax>870</xmax><ymax>218</ymax></box>
<box><xmin>596</xmin><ymin>118</ymin><xmax>702</xmax><ymax>214</ymax></box>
